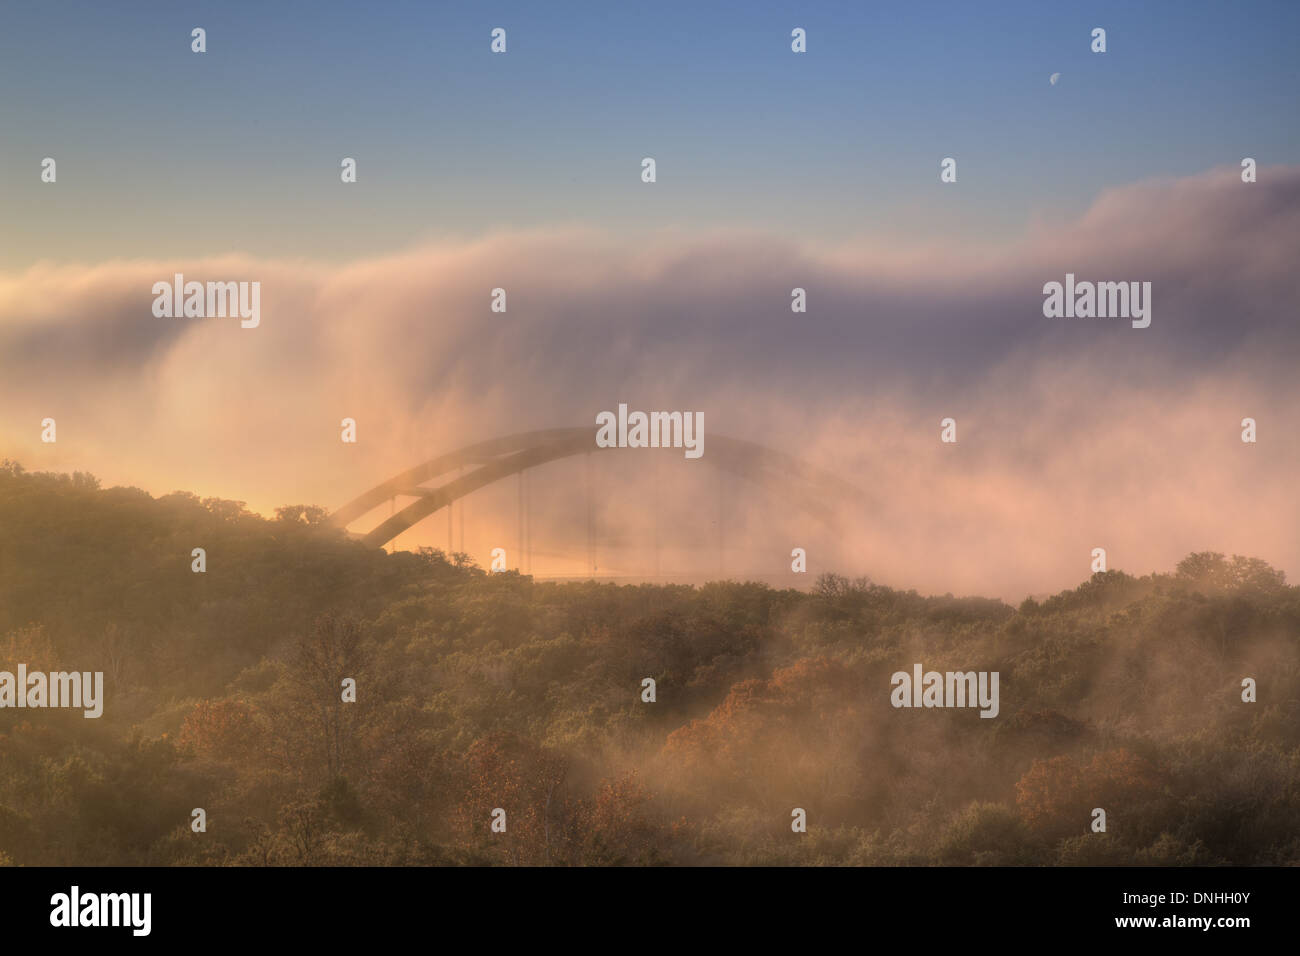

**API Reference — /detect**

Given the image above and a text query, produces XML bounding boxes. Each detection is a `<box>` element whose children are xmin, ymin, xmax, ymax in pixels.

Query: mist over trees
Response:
<box><xmin>1</xmin><ymin>460</ymin><xmax>1298</xmax><ymax>866</ymax></box>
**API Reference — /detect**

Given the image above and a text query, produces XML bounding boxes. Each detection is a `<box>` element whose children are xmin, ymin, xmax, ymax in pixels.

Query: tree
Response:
<box><xmin>178</xmin><ymin>698</ymin><xmax>263</xmax><ymax>761</ymax></box>
<box><xmin>284</xmin><ymin>614</ymin><xmax>370</xmax><ymax>782</ymax></box>
<box><xmin>1176</xmin><ymin>552</ymin><xmax>1286</xmax><ymax>593</ymax></box>
<box><xmin>453</xmin><ymin>733</ymin><xmax>572</xmax><ymax>866</ymax></box>
<box><xmin>274</xmin><ymin>505</ymin><xmax>329</xmax><ymax>526</ymax></box>
<box><xmin>1016</xmin><ymin>749</ymin><xmax>1161</xmax><ymax>839</ymax></box>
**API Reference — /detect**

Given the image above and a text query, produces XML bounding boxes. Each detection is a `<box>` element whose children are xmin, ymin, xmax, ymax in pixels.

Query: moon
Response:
<box><xmin>1049</xmin><ymin>72</ymin><xmax>1061</xmax><ymax>85</ymax></box>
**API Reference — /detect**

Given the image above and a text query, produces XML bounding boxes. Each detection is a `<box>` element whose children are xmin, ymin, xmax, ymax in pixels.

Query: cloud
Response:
<box><xmin>1</xmin><ymin>164</ymin><xmax>1297</xmax><ymax>599</ymax></box>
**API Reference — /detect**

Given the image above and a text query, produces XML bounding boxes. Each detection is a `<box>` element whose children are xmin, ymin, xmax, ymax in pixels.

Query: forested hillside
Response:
<box><xmin>2</xmin><ymin>460</ymin><xmax>1297</xmax><ymax>866</ymax></box>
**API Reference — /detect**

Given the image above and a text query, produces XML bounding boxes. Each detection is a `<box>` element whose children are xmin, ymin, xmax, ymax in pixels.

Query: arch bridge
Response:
<box><xmin>330</xmin><ymin>427</ymin><xmax>867</xmax><ymax>576</ymax></box>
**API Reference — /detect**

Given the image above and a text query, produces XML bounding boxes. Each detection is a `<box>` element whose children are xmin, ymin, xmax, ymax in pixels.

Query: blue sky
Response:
<box><xmin>2</xmin><ymin>0</ymin><xmax>1298</xmax><ymax>266</ymax></box>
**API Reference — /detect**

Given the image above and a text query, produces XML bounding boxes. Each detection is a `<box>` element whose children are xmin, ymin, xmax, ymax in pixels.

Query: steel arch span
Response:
<box><xmin>330</xmin><ymin>426</ymin><xmax>868</xmax><ymax>551</ymax></box>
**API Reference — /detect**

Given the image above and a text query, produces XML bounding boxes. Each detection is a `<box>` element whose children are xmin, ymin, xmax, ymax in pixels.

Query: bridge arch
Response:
<box><xmin>330</xmin><ymin>427</ymin><xmax>868</xmax><ymax>557</ymax></box>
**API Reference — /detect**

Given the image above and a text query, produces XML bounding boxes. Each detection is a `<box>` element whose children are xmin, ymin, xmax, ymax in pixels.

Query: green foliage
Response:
<box><xmin>0</xmin><ymin>463</ymin><xmax>1297</xmax><ymax>865</ymax></box>
<box><xmin>938</xmin><ymin>802</ymin><xmax>1038</xmax><ymax>865</ymax></box>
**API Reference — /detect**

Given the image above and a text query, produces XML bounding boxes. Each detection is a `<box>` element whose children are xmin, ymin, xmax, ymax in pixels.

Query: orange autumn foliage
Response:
<box><xmin>178</xmin><ymin>698</ymin><xmax>263</xmax><ymax>760</ymax></box>
<box><xmin>1015</xmin><ymin>748</ymin><xmax>1162</xmax><ymax>836</ymax></box>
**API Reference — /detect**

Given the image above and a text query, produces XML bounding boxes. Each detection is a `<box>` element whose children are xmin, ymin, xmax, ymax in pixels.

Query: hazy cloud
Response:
<box><xmin>2</xmin><ymin>164</ymin><xmax>1296</xmax><ymax>598</ymax></box>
